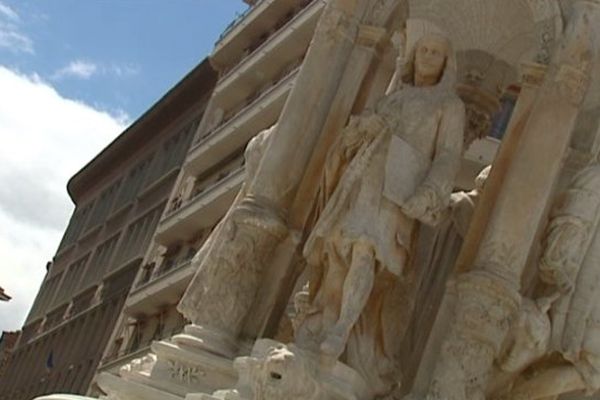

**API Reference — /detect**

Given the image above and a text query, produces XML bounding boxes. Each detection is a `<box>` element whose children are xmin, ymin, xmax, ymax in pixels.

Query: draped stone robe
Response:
<box><xmin>298</xmin><ymin>82</ymin><xmax>465</xmax><ymax>395</ymax></box>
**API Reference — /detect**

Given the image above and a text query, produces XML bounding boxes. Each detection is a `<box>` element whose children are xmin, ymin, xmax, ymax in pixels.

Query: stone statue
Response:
<box><xmin>499</xmin><ymin>164</ymin><xmax>600</xmax><ymax>399</ymax></box>
<box><xmin>296</xmin><ymin>34</ymin><xmax>466</xmax><ymax>396</ymax></box>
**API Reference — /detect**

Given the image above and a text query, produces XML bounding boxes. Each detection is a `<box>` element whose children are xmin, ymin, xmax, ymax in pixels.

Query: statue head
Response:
<box><xmin>414</xmin><ymin>35</ymin><xmax>449</xmax><ymax>86</ymax></box>
<box><xmin>401</xmin><ymin>33</ymin><xmax>456</xmax><ymax>89</ymax></box>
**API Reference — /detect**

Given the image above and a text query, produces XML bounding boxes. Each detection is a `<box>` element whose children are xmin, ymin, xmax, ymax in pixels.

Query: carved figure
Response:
<box><xmin>297</xmin><ymin>34</ymin><xmax>465</xmax><ymax>396</ymax></box>
<box><xmin>500</xmin><ymin>164</ymin><xmax>600</xmax><ymax>399</ymax></box>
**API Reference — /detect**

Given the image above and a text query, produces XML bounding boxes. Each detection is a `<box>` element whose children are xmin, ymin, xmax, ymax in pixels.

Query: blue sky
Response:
<box><xmin>0</xmin><ymin>0</ymin><xmax>247</xmax><ymax>120</ymax></box>
<box><xmin>0</xmin><ymin>1</ymin><xmax>248</xmax><ymax>331</ymax></box>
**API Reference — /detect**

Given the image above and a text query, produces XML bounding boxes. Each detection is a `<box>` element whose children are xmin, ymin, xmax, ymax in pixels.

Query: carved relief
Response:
<box><xmin>167</xmin><ymin>360</ymin><xmax>205</xmax><ymax>385</ymax></box>
<box><xmin>427</xmin><ymin>271</ymin><xmax>521</xmax><ymax>400</ymax></box>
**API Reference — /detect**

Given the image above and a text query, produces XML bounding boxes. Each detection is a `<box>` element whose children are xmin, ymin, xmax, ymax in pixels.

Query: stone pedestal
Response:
<box><xmin>96</xmin><ymin>325</ymin><xmax>238</xmax><ymax>400</ymax></box>
<box><xmin>190</xmin><ymin>339</ymin><xmax>372</xmax><ymax>400</ymax></box>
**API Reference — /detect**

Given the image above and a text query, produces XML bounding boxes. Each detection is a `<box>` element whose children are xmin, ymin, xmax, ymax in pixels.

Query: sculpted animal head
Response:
<box><xmin>236</xmin><ymin>345</ymin><xmax>321</xmax><ymax>400</ymax></box>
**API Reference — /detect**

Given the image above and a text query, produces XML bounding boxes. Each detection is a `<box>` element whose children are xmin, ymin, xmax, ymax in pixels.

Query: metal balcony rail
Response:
<box><xmin>218</xmin><ymin>0</ymin><xmax>313</xmax><ymax>82</ymax></box>
<box><xmin>194</xmin><ymin>61</ymin><xmax>301</xmax><ymax>148</ymax></box>
<box><xmin>216</xmin><ymin>0</ymin><xmax>264</xmax><ymax>44</ymax></box>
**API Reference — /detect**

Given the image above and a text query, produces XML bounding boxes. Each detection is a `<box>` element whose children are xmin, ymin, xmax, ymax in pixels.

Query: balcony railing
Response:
<box><xmin>193</xmin><ymin>61</ymin><xmax>301</xmax><ymax>149</ymax></box>
<box><xmin>133</xmin><ymin>258</ymin><xmax>193</xmax><ymax>294</ymax></box>
<box><xmin>100</xmin><ymin>324</ymin><xmax>185</xmax><ymax>368</ymax></box>
<box><xmin>216</xmin><ymin>1</ymin><xmax>264</xmax><ymax>44</ymax></box>
<box><xmin>218</xmin><ymin>0</ymin><xmax>314</xmax><ymax>80</ymax></box>
<box><xmin>166</xmin><ymin>155</ymin><xmax>245</xmax><ymax>219</ymax></box>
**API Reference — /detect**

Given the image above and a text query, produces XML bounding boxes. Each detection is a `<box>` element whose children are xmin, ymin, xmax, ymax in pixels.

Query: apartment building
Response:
<box><xmin>0</xmin><ymin>60</ymin><xmax>217</xmax><ymax>400</ymax></box>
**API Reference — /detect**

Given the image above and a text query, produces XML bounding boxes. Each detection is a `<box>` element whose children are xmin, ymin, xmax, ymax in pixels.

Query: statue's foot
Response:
<box><xmin>320</xmin><ymin>332</ymin><xmax>346</xmax><ymax>359</ymax></box>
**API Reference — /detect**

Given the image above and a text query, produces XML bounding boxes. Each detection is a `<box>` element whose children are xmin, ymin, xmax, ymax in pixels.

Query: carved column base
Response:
<box><xmin>178</xmin><ymin>195</ymin><xmax>288</xmax><ymax>340</ymax></box>
<box><xmin>96</xmin><ymin>328</ymin><xmax>239</xmax><ymax>400</ymax></box>
<box><xmin>426</xmin><ymin>271</ymin><xmax>520</xmax><ymax>400</ymax></box>
<box><xmin>173</xmin><ymin>325</ymin><xmax>239</xmax><ymax>359</ymax></box>
<box><xmin>192</xmin><ymin>339</ymin><xmax>373</xmax><ymax>400</ymax></box>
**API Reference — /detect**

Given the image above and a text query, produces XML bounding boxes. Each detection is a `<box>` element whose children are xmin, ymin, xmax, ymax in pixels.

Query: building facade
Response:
<box><xmin>0</xmin><ymin>60</ymin><xmax>216</xmax><ymax>400</ymax></box>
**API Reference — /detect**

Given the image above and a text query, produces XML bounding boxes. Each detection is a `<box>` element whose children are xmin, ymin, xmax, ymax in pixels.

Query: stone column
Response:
<box><xmin>408</xmin><ymin>62</ymin><xmax>548</xmax><ymax>398</ymax></box>
<box><xmin>244</xmin><ymin>1</ymin><xmax>408</xmax><ymax>339</ymax></box>
<box><xmin>177</xmin><ymin>0</ymin><xmax>402</xmax><ymax>354</ymax></box>
<box><xmin>425</xmin><ymin>2</ymin><xmax>599</xmax><ymax>400</ymax></box>
<box><xmin>454</xmin><ymin>62</ymin><xmax>548</xmax><ymax>275</ymax></box>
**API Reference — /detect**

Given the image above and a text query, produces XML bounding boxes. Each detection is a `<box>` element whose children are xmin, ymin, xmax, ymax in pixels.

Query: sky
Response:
<box><xmin>0</xmin><ymin>0</ymin><xmax>248</xmax><ymax>332</ymax></box>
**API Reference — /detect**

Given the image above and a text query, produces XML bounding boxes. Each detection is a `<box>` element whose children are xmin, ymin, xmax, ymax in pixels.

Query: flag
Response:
<box><xmin>46</xmin><ymin>351</ymin><xmax>54</xmax><ymax>372</ymax></box>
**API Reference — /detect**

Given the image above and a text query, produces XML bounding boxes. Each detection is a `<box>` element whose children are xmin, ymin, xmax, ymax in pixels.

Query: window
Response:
<box><xmin>113</xmin><ymin>156</ymin><xmax>154</xmax><ymax>208</ymax></box>
<box><xmin>136</xmin><ymin>263</ymin><xmax>155</xmax><ymax>287</ymax></box>
<box><xmin>151</xmin><ymin>311</ymin><xmax>167</xmax><ymax>340</ymax></box>
<box><xmin>127</xmin><ymin>320</ymin><xmax>145</xmax><ymax>353</ymax></box>
<box><xmin>79</xmin><ymin>233</ymin><xmax>120</xmax><ymax>290</ymax></box>
<box><xmin>143</xmin><ymin>120</ymin><xmax>198</xmax><ymax>189</ymax></box>
<box><xmin>56</xmin><ymin>202</ymin><xmax>94</xmax><ymax>251</ymax></box>
<box><xmin>106</xmin><ymin>338</ymin><xmax>123</xmax><ymax>362</ymax></box>
<box><xmin>114</xmin><ymin>204</ymin><xmax>165</xmax><ymax>266</ymax></box>
<box><xmin>51</xmin><ymin>254</ymin><xmax>90</xmax><ymax>308</ymax></box>
<box><xmin>29</xmin><ymin>272</ymin><xmax>63</xmax><ymax>320</ymax></box>
<box><xmin>489</xmin><ymin>85</ymin><xmax>519</xmax><ymax>140</ymax></box>
<box><xmin>87</xmin><ymin>180</ymin><xmax>121</xmax><ymax>228</ymax></box>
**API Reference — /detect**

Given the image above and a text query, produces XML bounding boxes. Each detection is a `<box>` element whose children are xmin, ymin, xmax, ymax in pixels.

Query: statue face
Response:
<box><xmin>414</xmin><ymin>36</ymin><xmax>448</xmax><ymax>85</ymax></box>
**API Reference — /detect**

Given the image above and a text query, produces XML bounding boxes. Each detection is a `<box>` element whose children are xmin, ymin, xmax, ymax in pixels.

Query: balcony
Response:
<box><xmin>186</xmin><ymin>67</ymin><xmax>297</xmax><ymax>177</ymax></box>
<box><xmin>99</xmin><ymin>324</ymin><xmax>185</xmax><ymax>371</ymax></box>
<box><xmin>212</xmin><ymin>0</ymin><xmax>318</xmax><ymax>73</ymax></box>
<box><xmin>211</xmin><ymin>0</ymin><xmax>322</xmax><ymax>109</ymax></box>
<box><xmin>154</xmin><ymin>167</ymin><xmax>245</xmax><ymax>245</ymax></box>
<box><xmin>124</xmin><ymin>259</ymin><xmax>194</xmax><ymax>316</ymax></box>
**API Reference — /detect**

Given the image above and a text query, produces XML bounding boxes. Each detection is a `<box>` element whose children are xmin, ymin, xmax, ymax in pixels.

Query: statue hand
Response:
<box><xmin>402</xmin><ymin>186</ymin><xmax>446</xmax><ymax>226</ymax></box>
<box><xmin>402</xmin><ymin>188</ymin><xmax>431</xmax><ymax>220</ymax></box>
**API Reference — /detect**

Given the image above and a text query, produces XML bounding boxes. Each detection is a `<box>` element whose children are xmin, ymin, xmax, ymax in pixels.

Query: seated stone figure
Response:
<box><xmin>296</xmin><ymin>33</ymin><xmax>466</xmax><ymax>396</ymax></box>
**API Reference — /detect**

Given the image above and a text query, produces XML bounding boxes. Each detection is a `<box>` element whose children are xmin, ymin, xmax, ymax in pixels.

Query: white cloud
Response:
<box><xmin>0</xmin><ymin>2</ymin><xmax>33</xmax><ymax>54</ymax></box>
<box><xmin>53</xmin><ymin>59</ymin><xmax>98</xmax><ymax>80</ymax></box>
<box><xmin>110</xmin><ymin>63</ymin><xmax>140</xmax><ymax>78</ymax></box>
<box><xmin>0</xmin><ymin>2</ymin><xmax>18</xmax><ymax>21</ymax></box>
<box><xmin>0</xmin><ymin>66</ymin><xmax>127</xmax><ymax>331</ymax></box>
<box><xmin>53</xmin><ymin>60</ymin><xmax>140</xmax><ymax>81</ymax></box>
